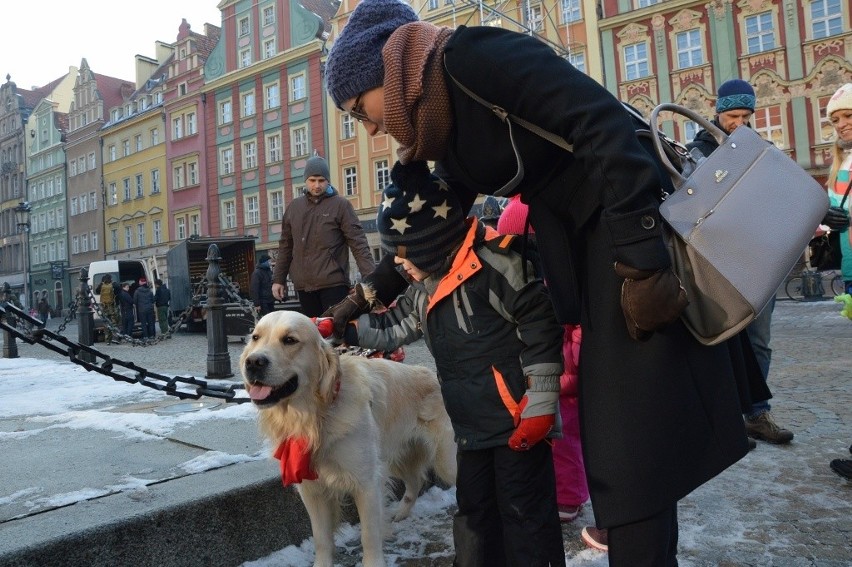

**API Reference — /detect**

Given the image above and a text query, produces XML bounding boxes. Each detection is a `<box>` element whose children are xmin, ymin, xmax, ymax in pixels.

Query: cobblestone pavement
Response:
<box><xmin>7</xmin><ymin>298</ymin><xmax>852</xmax><ymax>566</ymax></box>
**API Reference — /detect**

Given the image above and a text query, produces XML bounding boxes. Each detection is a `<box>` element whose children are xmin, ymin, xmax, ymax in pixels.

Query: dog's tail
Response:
<box><xmin>432</xmin><ymin>419</ymin><xmax>458</xmax><ymax>487</ymax></box>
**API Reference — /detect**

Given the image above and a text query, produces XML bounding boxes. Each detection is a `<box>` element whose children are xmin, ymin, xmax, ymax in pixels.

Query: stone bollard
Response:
<box><xmin>77</xmin><ymin>268</ymin><xmax>96</xmax><ymax>363</ymax></box>
<box><xmin>1</xmin><ymin>282</ymin><xmax>19</xmax><ymax>359</ymax></box>
<box><xmin>205</xmin><ymin>244</ymin><xmax>233</xmax><ymax>379</ymax></box>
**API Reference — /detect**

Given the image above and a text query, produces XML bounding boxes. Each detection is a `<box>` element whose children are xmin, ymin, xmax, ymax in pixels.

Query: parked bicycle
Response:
<box><xmin>785</xmin><ymin>269</ymin><xmax>845</xmax><ymax>301</ymax></box>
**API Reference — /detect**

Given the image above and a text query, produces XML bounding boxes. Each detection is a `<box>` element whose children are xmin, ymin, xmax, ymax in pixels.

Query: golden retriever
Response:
<box><xmin>239</xmin><ymin>310</ymin><xmax>457</xmax><ymax>567</ymax></box>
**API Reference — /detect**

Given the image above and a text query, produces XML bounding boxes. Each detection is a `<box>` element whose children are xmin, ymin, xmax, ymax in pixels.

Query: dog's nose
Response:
<box><xmin>245</xmin><ymin>353</ymin><xmax>269</xmax><ymax>370</ymax></box>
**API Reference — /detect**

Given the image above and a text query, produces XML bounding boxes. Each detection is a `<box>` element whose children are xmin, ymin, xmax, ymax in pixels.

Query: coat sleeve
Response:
<box><xmin>272</xmin><ymin>212</ymin><xmax>294</xmax><ymax>286</ymax></box>
<box><xmin>445</xmin><ymin>27</ymin><xmax>670</xmax><ymax>271</ymax></box>
<box><xmin>352</xmin><ymin>288</ymin><xmax>423</xmax><ymax>352</ymax></box>
<box><xmin>340</xmin><ymin>199</ymin><xmax>376</xmax><ymax>279</ymax></box>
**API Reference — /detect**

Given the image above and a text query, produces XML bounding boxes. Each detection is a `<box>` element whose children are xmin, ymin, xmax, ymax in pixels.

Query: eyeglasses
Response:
<box><xmin>348</xmin><ymin>92</ymin><xmax>369</xmax><ymax>123</ymax></box>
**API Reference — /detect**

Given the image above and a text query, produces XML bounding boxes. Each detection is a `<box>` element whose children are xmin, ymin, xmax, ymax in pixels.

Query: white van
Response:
<box><xmin>87</xmin><ymin>259</ymin><xmax>156</xmax><ymax>340</ymax></box>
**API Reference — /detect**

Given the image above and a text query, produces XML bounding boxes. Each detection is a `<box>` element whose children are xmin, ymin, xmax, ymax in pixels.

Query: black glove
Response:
<box><xmin>614</xmin><ymin>263</ymin><xmax>689</xmax><ymax>341</ymax></box>
<box><xmin>320</xmin><ymin>283</ymin><xmax>372</xmax><ymax>338</ymax></box>
<box><xmin>823</xmin><ymin>206</ymin><xmax>850</xmax><ymax>232</ymax></box>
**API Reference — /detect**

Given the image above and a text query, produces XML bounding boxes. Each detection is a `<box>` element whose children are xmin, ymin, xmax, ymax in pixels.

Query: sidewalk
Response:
<box><xmin>1</xmin><ymin>299</ymin><xmax>851</xmax><ymax>566</ymax></box>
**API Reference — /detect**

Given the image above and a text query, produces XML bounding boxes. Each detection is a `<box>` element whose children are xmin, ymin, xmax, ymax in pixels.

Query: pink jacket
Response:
<box><xmin>560</xmin><ymin>324</ymin><xmax>581</xmax><ymax>397</ymax></box>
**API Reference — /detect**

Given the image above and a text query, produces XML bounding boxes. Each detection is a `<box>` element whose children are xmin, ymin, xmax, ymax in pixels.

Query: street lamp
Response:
<box><xmin>14</xmin><ymin>201</ymin><xmax>31</xmax><ymax>309</ymax></box>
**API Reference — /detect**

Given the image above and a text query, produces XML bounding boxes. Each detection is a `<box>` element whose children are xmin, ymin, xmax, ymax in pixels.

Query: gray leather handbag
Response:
<box><xmin>650</xmin><ymin>103</ymin><xmax>829</xmax><ymax>345</ymax></box>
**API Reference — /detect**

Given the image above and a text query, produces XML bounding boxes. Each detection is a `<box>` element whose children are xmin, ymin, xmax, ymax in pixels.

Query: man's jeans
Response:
<box><xmin>745</xmin><ymin>296</ymin><xmax>775</xmax><ymax>418</ymax></box>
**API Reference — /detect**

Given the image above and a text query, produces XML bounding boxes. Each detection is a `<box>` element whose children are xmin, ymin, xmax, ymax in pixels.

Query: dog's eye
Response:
<box><xmin>281</xmin><ymin>336</ymin><xmax>297</xmax><ymax>345</ymax></box>
<box><xmin>251</xmin><ymin>334</ymin><xmax>259</xmax><ymax>341</ymax></box>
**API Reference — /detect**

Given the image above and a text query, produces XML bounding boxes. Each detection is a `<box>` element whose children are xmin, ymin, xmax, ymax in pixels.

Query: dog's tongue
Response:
<box><xmin>248</xmin><ymin>384</ymin><xmax>272</xmax><ymax>400</ymax></box>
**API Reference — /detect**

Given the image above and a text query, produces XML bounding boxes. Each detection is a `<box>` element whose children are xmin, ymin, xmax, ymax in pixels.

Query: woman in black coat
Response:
<box><xmin>324</xmin><ymin>1</ymin><xmax>753</xmax><ymax>564</ymax></box>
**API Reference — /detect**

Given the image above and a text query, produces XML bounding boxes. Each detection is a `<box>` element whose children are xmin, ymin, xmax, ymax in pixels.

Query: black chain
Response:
<box><xmin>0</xmin><ymin>301</ymin><xmax>250</xmax><ymax>404</ymax></box>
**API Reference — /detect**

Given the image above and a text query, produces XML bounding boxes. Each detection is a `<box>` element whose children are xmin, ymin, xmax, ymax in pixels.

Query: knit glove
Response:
<box><xmin>823</xmin><ymin>206</ymin><xmax>850</xmax><ymax>232</ymax></box>
<box><xmin>614</xmin><ymin>262</ymin><xmax>688</xmax><ymax>341</ymax></box>
<box><xmin>310</xmin><ymin>317</ymin><xmax>334</xmax><ymax>339</ymax></box>
<box><xmin>320</xmin><ymin>283</ymin><xmax>373</xmax><ymax>338</ymax></box>
<box><xmin>509</xmin><ymin>375</ymin><xmax>560</xmax><ymax>451</ymax></box>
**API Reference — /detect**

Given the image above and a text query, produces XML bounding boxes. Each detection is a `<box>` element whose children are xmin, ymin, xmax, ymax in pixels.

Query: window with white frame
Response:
<box><xmin>89</xmin><ymin>191</ymin><xmax>97</xmax><ymax>210</ymax></box>
<box><xmin>153</xmin><ymin>219</ymin><xmax>162</xmax><ymax>243</ymax></box>
<box><xmin>242</xmin><ymin>92</ymin><xmax>256</xmax><ymax>117</ymax></box>
<box><xmin>111</xmin><ymin>229</ymin><xmax>118</xmax><ymax>251</ymax></box>
<box><xmin>291</xmin><ymin>126</ymin><xmax>308</xmax><ymax>157</ymax></box>
<box><xmin>428</xmin><ymin>0</ymin><xmax>438</xmax><ymax>9</ymax></box>
<box><xmin>270</xmin><ymin>189</ymin><xmax>284</xmax><ymax>221</ymax></box>
<box><xmin>753</xmin><ymin>105</ymin><xmax>785</xmax><ymax>149</ymax></box>
<box><xmin>289</xmin><ymin>74</ymin><xmax>306</xmax><ymax>101</ymax></box>
<box><xmin>239</xmin><ymin>48</ymin><xmax>252</xmax><ymax>68</ymax></box>
<box><xmin>78</xmin><ymin>157</ymin><xmax>86</xmax><ymax>173</ymax></box>
<box><xmin>243</xmin><ymin>140</ymin><xmax>258</xmax><ymax>169</ymax></box>
<box><xmin>264</xmin><ymin>83</ymin><xmax>280</xmax><ymax>109</ymax></box>
<box><xmin>624</xmin><ymin>42</ymin><xmax>650</xmax><ymax>80</ymax></box>
<box><xmin>151</xmin><ymin>128</ymin><xmax>159</xmax><ymax>145</ymax></box>
<box><xmin>58</xmin><ymin>239</ymin><xmax>66</xmax><ymax>259</ymax></box>
<box><xmin>342</xmin><ymin>114</ymin><xmax>356</xmax><ymax>139</ymax></box>
<box><xmin>32</xmin><ymin>245</ymin><xmax>39</xmax><ymax>265</ymax></box>
<box><xmin>238</xmin><ymin>17</ymin><xmax>250</xmax><ymax>36</ymax></box>
<box><xmin>137</xmin><ymin>223</ymin><xmax>146</xmax><ymax>247</ymax></box>
<box><xmin>245</xmin><ymin>195</ymin><xmax>260</xmax><ymax>225</ymax></box>
<box><xmin>190</xmin><ymin>214</ymin><xmax>199</xmax><ymax>237</ymax></box>
<box><xmin>79</xmin><ymin>197</ymin><xmax>87</xmax><ymax>214</ymax></box>
<box><xmin>151</xmin><ymin>169</ymin><xmax>160</xmax><ymax>193</ymax></box>
<box><xmin>223</xmin><ymin>200</ymin><xmax>237</xmax><ymax>229</ymax></box>
<box><xmin>375</xmin><ymin>160</ymin><xmax>390</xmax><ymax>192</ymax></box>
<box><xmin>109</xmin><ymin>182</ymin><xmax>117</xmax><ymax>205</ymax></box>
<box><xmin>568</xmin><ymin>52</ymin><xmax>586</xmax><ymax>74</ymax></box>
<box><xmin>135</xmin><ymin>134</ymin><xmax>142</xmax><ymax>152</ymax></box>
<box><xmin>810</xmin><ymin>0</ymin><xmax>842</xmax><ymax>39</ymax></box>
<box><xmin>263</xmin><ymin>38</ymin><xmax>276</xmax><ymax>60</ymax></box>
<box><xmin>56</xmin><ymin>176</ymin><xmax>62</xmax><ymax>194</ymax></box>
<box><xmin>266</xmin><ymin>133</ymin><xmax>282</xmax><ymax>162</ymax></box>
<box><xmin>220</xmin><ymin>147</ymin><xmax>234</xmax><ymax>175</ymax></box>
<box><xmin>109</xmin><ymin>145</ymin><xmax>116</xmax><ymax>161</ymax></box>
<box><xmin>636</xmin><ymin>0</ymin><xmax>660</xmax><ymax>6</ymax></box>
<box><xmin>125</xmin><ymin>226</ymin><xmax>133</xmax><ymax>249</ymax></box>
<box><xmin>527</xmin><ymin>4</ymin><xmax>543</xmax><ymax>32</ymax></box>
<box><xmin>561</xmin><ymin>0</ymin><xmax>581</xmax><ymax>23</ymax></box>
<box><xmin>88</xmin><ymin>152</ymin><xmax>96</xmax><ymax>170</ymax></box>
<box><xmin>186</xmin><ymin>112</ymin><xmax>196</xmax><ymax>135</ymax></box>
<box><xmin>123</xmin><ymin>178</ymin><xmax>131</xmax><ymax>201</ymax></box>
<box><xmin>262</xmin><ymin>5</ymin><xmax>275</xmax><ymax>25</ymax></box>
<box><xmin>123</xmin><ymin>139</ymin><xmax>130</xmax><ymax>156</ymax></box>
<box><xmin>173</xmin><ymin>116</ymin><xmax>184</xmax><ymax>139</ymax></box>
<box><xmin>174</xmin><ymin>164</ymin><xmax>186</xmax><ymax>189</ymax></box>
<box><xmin>219</xmin><ymin>100</ymin><xmax>233</xmax><ymax>124</ymax></box>
<box><xmin>48</xmin><ymin>210</ymin><xmax>56</xmax><ymax>228</ymax></box>
<box><xmin>135</xmin><ymin>174</ymin><xmax>144</xmax><ymax>198</ymax></box>
<box><xmin>745</xmin><ymin>12</ymin><xmax>775</xmax><ymax>53</ymax></box>
<box><xmin>343</xmin><ymin>165</ymin><xmax>358</xmax><ymax>196</ymax></box>
<box><xmin>71</xmin><ymin>197</ymin><xmax>79</xmax><ymax>216</ymax></box>
<box><xmin>676</xmin><ymin>29</ymin><xmax>703</xmax><ymax>69</ymax></box>
<box><xmin>70</xmin><ymin>160</ymin><xmax>77</xmax><ymax>176</ymax></box>
<box><xmin>176</xmin><ymin>216</ymin><xmax>187</xmax><ymax>240</ymax></box>
<box><xmin>72</xmin><ymin>235</ymin><xmax>79</xmax><ymax>255</ymax></box>
<box><xmin>91</xmin><ymin>231</ymin><xmax>98</xmax><ymax>251</ymax></box>
<box><xmin>56</xmin><ymin>206</ymin><xmax>64</xmax><ymax>227</ymax></box>
<box><xmin>188</xmin><ymin>161</ymin><xmax>198</xmax><ymax>185</ymax></box>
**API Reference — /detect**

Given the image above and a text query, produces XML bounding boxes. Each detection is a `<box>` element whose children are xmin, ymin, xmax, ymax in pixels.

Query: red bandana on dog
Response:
<box><xmin>273</xmin><ymin>437</ymin><xmax>318</xmax><ymax>485</ymax></box>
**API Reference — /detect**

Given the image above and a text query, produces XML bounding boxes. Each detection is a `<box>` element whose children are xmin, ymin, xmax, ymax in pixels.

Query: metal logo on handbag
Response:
<box><xmin>650</xmin><ymin>103</ymin><xmax>829</xmax><ymax>345</ymax></box>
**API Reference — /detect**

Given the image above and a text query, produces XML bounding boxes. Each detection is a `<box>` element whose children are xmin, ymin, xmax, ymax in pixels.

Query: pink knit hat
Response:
<box><xmin>496</xmin><ymin>195</ymin><xmax>534</xmax><ymax>235</ymax></box>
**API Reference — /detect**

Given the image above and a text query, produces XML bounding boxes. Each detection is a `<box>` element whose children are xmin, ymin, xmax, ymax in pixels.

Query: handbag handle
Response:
<box><xmin>649</xmin><ymin>103</ymin><xmax>727</xmax><ymax>187</ymax></box>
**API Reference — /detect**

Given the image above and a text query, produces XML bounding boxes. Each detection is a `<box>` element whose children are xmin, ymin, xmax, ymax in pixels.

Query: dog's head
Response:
<box><xmin>239</xmin><ymin>311</ymin><xmax>340</xmax><ymax>409</ymax></box>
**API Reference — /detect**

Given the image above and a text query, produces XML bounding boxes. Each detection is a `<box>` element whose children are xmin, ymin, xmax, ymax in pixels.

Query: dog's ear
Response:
<box><xmin>317</xmin><ymin>340</ymin><xmax>341</xmax><ymax>403</ymax></box>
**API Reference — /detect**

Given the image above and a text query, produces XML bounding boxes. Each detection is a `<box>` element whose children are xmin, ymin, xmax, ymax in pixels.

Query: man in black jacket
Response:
<box><xmin>250</xmin><ymin>254</ymin><xmax>275</xmax><ymax>317</ymax></box>
<box><xmin>154</xmin><ymin>279</ymin><xmax>171</xmax><ymax>334</ymax></box>
<box><xmin>687</xmin><ymin>79</ymin><xmax>795</xmax><ymax>446</ymax></box>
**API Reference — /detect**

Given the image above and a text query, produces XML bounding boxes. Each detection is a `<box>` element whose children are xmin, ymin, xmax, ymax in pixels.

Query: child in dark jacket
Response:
<box><xmin>333</xmin><ymin>161</ymin><xmax>566</xmax><ymax>567</ymax></box>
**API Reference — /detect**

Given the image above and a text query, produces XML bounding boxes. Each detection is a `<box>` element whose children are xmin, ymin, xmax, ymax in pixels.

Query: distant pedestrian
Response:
<box><xmin>271</xmin><ymin>155</ymin><xmax>376</xmax><ymax>317</ymax></box>
<box><xmin>96</xmin><ymin>274</ymin><xmax>119</xmax><ymax>342</ymax></box>
<box><xmin>250</xmin><ymin>254</ymin><xmax>276</xmax><ymax>317</ymax></box>
<box><xmin>154</xmin><ymin>279</ymin><xmax>171</xmax><ymax>334</ymax></box>
<box><xmin>37</xmin><ymin>297</ymin><xmax>50</xmax><ymax>325</ymax></box>
<box><xmin>133</xmin><ymin>278</ymin><xmax>156</xmax><ymax>338</ymax></box>
<box><xmin>118</xmin><ymin>283</ymin><xmax>135</xmax><ymax>337</ymax></box>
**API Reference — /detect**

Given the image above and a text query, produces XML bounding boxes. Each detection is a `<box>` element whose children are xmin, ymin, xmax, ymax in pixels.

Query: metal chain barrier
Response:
<box><xmin>0</xmin><ymin>300</ymin><xmax>250</xmax><ymax>403</ymax></box>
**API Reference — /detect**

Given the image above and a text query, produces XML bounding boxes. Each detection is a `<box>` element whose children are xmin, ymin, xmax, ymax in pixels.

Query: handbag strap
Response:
<box><xmin>839</xmin><ymin>177</ymin><xmax>852</xmax><ymax>209</ymax></box>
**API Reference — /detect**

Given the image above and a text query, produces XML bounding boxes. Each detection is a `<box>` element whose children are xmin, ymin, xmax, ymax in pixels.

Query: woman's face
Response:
<box><xmin>830</xmin><ymin>109</ymin><xmax>852</xmax><ymax>143</ymax></box>
<box><xmin>342</xmin><ymin>87</ymin><xmax>385</xmax><ymax>135</ymax></box>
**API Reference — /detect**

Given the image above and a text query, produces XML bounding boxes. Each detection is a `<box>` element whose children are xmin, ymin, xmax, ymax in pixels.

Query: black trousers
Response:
<box><xmin>608</xmin><ymin>503</ymin><xmax>679</xmax><ymax>567</ymax></box>
<box><xmin>297</xmin><ymin>285</ymin><xmax>349</xmax><ymax>317</ymax></box>
<box><xmin>453</xmin><ymin>443</ymin><xmax>565</xmax><ymax>567</ymax></box>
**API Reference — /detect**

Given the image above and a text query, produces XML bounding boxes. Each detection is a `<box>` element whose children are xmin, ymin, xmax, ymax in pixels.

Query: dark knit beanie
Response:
<box><xmin>377</xmin><ymin>161</ymin><xmax>467</xmax><ymax>274</ymax></box>
<box><xmin>304</xmin><ymin>156</ymin><xmax>330</xmax><ymax>181</ymax></box>
<box><xmin>716</xmin><ymin>79</ymin><xmax>756</xmax><ymax>113</ymax></box>
<box><xmin>325</xmin><ymin>0</ymin><xmax>419</xmax><ymax>108</ymax></box>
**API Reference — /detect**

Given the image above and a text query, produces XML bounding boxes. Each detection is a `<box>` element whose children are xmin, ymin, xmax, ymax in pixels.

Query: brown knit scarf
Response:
<box><xmin>383</xmin><ymin>22</ymin><xmax>454</xmax><ymax>164</ymax></box>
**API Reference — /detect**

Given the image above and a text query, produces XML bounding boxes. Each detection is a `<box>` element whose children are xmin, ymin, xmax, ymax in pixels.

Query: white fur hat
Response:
<box><xmin>826</xmin><ymin>83</ymin><xmax>852</xmax><ymax>118</ymax></box>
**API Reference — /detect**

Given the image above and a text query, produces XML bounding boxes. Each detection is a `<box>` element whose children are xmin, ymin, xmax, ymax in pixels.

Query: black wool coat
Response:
<box><xmin>436</xmin><ymin>26</ymin><xmax>748</xmax><ymax>528</ymax></box>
